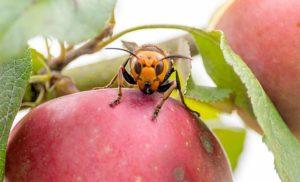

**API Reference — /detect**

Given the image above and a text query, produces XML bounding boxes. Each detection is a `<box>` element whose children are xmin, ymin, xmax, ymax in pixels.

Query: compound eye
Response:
<box><xmin>134</xmin><ymin>60</ymin><xmax>142</xmax><ymax>74</ymax></box>
<box><xmin>155</xmin><ymin>61</ymin><xmax>164</xmax><ymax>75</ymax></box>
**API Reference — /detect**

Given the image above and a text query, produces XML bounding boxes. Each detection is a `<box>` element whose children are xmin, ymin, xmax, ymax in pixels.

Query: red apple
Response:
<box><xmin>215</xmin><ymin>0</ymin><xmax>300</xmax><ymax>138</ymax></box>
<box><xmin>5</xmin><ymin>89</ymin><xmax>232</xmax><ymax>181</ymax></box>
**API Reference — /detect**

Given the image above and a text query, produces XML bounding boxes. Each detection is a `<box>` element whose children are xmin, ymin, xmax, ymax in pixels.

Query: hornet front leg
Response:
<box><xmin>153</xmin><ymin>69</ymin><xmax>199</xmax><ymax>120</ymax></box>
<box><xmin>94</xmin><ymin>58</ymin><xmax>136</xmax><ymax>107</ymax></box>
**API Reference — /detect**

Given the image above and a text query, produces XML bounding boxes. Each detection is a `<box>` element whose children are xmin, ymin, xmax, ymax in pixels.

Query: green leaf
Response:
<box><xmin>184</xmin><ymin>97</ymin><xmax>220</xmax><ymax>120</ymax></box>
<box><xmin>191</xmin><ymin>31</ymin><xmax>252</xmax><ymax>114</ymax></box>
<box><xmin>219</xmin><ymin>33</ymin><xmax>300</xmax><ymax>181</ymax></box>
<box><xmin>0</xmin><ymin>0</ymin><xmax>116</xmax><ymax>58</ymax></box>
<box><xmin>174</xmin><ymin>38</ymin><xmax>192</xmax><ymax>92</ymax></box>
<box><xmin>213</xmin><ymin>128</ymin><xmax>246</xmax><ymax>170</ymax></box>
<box><xmin>185</xmin><ymin>76</ymin><xmax>232</xmax><ymax>102</ymax></box>
<box><xmin>30</xmin><ymin>48</ymin><xmax>47</xmax><ymax>74</ymax></box>
<box><xmin>0</xmin><ymin>55</ymin><xmax>31</xmax><ymax>180</ymax></box>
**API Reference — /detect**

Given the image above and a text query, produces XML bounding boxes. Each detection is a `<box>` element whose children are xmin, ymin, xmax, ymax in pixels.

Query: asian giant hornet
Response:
<box><xmin>98</xmin><ymin>41</ymin><xmax>199</xmax><ymax>120</ymax></box>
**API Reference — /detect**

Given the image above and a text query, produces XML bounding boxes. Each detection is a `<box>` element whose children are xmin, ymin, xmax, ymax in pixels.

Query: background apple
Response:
<box><xmin>5</xmin><ymin>89</ymin><xmax>232</xmax><ymax>182</ymax></box>
<box><xmin>215</xmin><ymin>0</ymin><xmax>300</xmax><ymax>138</ymax></box>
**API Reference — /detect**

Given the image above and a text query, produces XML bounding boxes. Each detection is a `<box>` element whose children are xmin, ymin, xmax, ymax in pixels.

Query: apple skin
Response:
<box><xmin>216</xmin><ymin>0</ymin><xmax>300</xmax><ymax>137</ymax></box>
<box><xmin>5</xmin><ymin>89</ymin><xmax>232</xmax><ymax>182</ymax></box>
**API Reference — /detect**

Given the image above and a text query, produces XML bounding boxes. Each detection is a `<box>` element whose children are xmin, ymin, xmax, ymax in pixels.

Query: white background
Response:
<box><xmin>16</xmin><ymin>0</ymin><xmax>281</xmax><ymax>181</ymax></box>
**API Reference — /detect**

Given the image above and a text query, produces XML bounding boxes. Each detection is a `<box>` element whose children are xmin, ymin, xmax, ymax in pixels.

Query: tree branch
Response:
<box><xmin>49</xmin><ymin>24</ymin><xmax>114</xmax><ymax>71</ymax></box>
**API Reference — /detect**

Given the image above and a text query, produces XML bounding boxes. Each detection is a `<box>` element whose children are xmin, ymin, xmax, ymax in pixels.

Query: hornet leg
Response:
<box><xmin>153</xmin><ymin>81</ymin><xmax>176</xmax><ymax>120</ymax></box>
<box><xmin>93</xmin><ymin>58</ymin><xmax>136</xmax><ymax>107</ymax></box>
<box><xmin>110</xmin><ymin>65</ymin><xmax>136</xmax><ymax>107</ymax></box>
<box><xmin>152</xmin><ymin>69</ymin><xmax>199</xmax><ymax>120</ymax></box>
<box><xmin>109</xmin><ymin>67</ymin><xmax>124</xmax><ymax>107</ymax></box>
<box><xmin>175</xmin><ymin>69</ymin><xmax>200</xmax><ymax>117</ymax></box>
